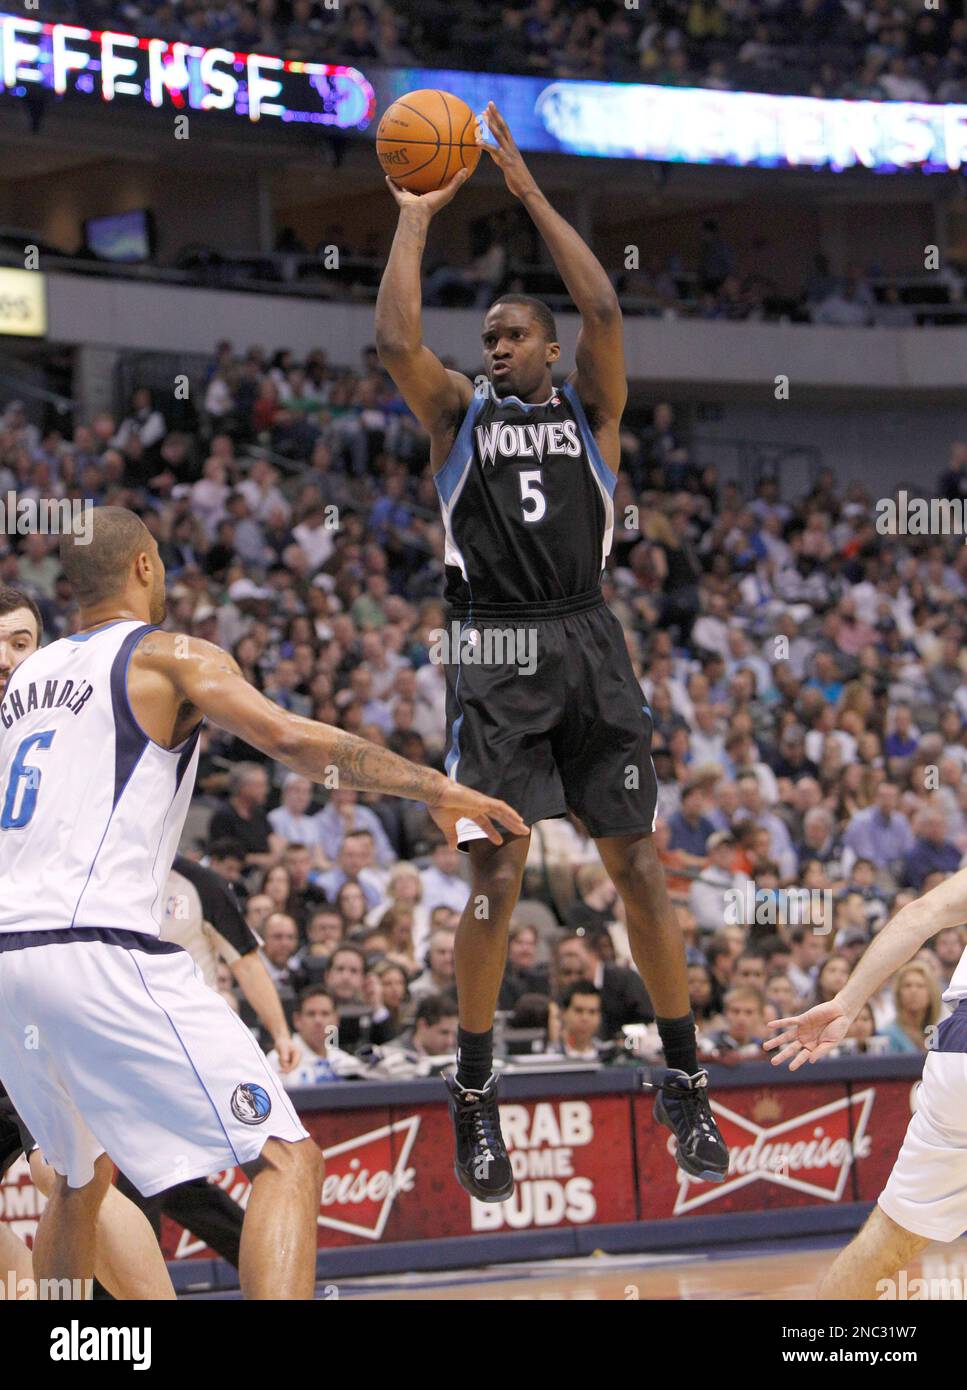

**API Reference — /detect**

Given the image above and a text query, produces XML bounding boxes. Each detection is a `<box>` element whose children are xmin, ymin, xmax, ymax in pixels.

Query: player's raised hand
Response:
<box><xmin>764</xmin><ymin>999</ymin><xmax>852</xmax><ymax>1071</ymax></box>
<box><xmin>428</xmin><ymin>783</ymin><xmax>529</xmax><ymax>848</ymax></box>
<box><xmin>384</xmin><ymin>167</ymin><xmax>470</xmax><ymax>217</ymax></box>
<box><xmin>477</xmin><ymin>101</ymin><xmax>538</xmax><ymax>200</ymax></box>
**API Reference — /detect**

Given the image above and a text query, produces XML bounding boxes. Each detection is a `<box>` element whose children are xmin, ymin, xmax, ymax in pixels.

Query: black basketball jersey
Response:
<box><xmin>433</xmin><ymin>380</ymin><xmax>616</xmax><ymax>615</ymax></box>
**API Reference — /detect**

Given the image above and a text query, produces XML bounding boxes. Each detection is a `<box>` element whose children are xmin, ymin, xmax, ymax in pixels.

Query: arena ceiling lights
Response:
<box><xmin>1</xmin><ymin>13</ymin><xmax>965</xmax><ymax>174</ymax></box>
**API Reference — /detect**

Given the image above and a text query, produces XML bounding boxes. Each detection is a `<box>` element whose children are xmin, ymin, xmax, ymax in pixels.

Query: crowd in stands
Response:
<box><xmin>48</xmin><ymin>0</ymin><xmax>967</xmax><ymax>102</ymax></box>
<box><xmin>4</xmin><ymin>340</ymin><xmax>967</xmax><ymax>1081</ymax></box>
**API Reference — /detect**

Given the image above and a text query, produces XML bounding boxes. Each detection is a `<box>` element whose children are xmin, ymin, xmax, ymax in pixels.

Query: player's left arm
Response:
<box><xmin>766</xmin><ymin>866</ymin><xmax>967</xmax><ymax>1070</ymax></box>
<box><xmin>478</xmin><ymin>102</ymin><xmax>627</xmax><ymax>470</ymax></box>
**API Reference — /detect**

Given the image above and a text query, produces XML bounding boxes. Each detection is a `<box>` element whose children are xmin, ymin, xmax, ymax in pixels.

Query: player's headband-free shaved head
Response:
<box><xmin>487</xmin><ymin>294</ymin><xmax>558</xmax><ymax>343</ymax></box>
<box><xmin>58</xmin><ymin>505</ymin><xmax>152</xmax><ymax>607</ymax></box>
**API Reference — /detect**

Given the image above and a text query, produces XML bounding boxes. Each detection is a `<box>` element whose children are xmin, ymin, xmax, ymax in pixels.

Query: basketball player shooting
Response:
<box><xmin>376</xmin><ymin>102</ymin><xmax>729</xmax><ymax>1201</ymax></box>
<box><xmin>766</xmin><ymin>866</ymin><xmax>967</xmax><ymax>1298</ymax></box>
<box><xmin>0</xmin><ymin>508</ymin><xmax>526</xmax><ymax>1300</ymax></box>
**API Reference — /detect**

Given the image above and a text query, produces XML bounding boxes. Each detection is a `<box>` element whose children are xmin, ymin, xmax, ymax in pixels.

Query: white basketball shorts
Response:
<box><xmin>879</xmin><ymin>1050</ymin><xmax>967</xmax><ymax>1243</ymax></box>
<box><xmin>0</xmin><ymin>928</ymin><xmax>308</xmax><ymax>1196</ymax></box>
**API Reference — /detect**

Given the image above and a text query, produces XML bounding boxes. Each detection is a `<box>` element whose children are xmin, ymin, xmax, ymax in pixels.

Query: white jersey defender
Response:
<box><xmin>0</xmin><ymin>620</ymin><xmax>307</xmax><ymax>1195</ymax></box>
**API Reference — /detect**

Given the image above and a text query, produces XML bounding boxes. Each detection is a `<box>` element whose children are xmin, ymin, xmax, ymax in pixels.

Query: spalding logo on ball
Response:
<box><xmin>377</xmin><ymin>89</ymin><xmax>481</xmax><ymax>194</ymax></box>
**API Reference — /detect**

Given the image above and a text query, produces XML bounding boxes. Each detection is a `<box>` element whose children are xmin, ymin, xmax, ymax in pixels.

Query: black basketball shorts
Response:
<box><xmin>443</xmin><ymin>591</ymin><xmax>658</xmax><ymax>847</ymax></box>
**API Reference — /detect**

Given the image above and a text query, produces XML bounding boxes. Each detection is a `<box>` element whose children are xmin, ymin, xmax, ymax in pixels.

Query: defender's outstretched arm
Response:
<box><xmin>766</xmin><ymin>865</ymin><xmax>967</xmax><ymax>1069</ymax></box>
<box><xmin>131</xmin><ymin>634</ymin><xmax>528</xmax><ymax>848</ymax></box>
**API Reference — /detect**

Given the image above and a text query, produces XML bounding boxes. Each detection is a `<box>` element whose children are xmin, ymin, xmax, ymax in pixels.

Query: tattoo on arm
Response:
<box><xmin>327</xmin><ymin>733</ymin><xmax>444</xmax><ymax>803</ymax></box>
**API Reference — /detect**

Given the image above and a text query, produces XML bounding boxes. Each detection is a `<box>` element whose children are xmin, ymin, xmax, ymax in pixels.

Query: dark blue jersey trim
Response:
<box><xmin>0</xmin><ymin>926</ymin><xmax>183</xmax><ymax>953</ymax></box>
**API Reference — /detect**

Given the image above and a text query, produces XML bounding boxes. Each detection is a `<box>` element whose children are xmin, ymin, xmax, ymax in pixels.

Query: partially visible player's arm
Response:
<box><xmin>230</xmin><ymin>952</ymin><xmax>298</xmax><ymax>1072</ymax></box>
<box><xmin>766</xmin><ymin>867</ymin><xmax>967</xmax><ymax>1070</ymax></box>
<box><xmin>131</xmin><ymin>634</ymin><xmax>528</xmax><ymax>847</ymax></box>
<box><xmin>375</xmin><ymin>172</ymin><xmax>474</xmax><ymax>457</ymax></box>
<box><xmin>838</xmin><ymin>870</ymin><xmax>967</xmax><ymax>1017</ymax></box>
<box><xmin>478</xmin><ymin>101</ymin><xmax>627</xmax><ymax>453</ymax></box>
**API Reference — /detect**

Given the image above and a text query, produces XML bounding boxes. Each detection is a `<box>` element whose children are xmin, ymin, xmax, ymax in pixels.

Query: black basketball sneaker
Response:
<box><xmin>653</xmin><ymin>1068</ymin><xmax>730</xmax><ymax>1183</ymax></box>
<box><xmin>444</xmin><ymin>1071</ymin><xmax>514</xmax><ymax>1202</ymax></box>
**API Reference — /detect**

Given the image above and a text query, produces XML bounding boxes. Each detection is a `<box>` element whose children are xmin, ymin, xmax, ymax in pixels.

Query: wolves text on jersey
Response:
<box><xmin>474</xmin><ymin>419</ymin><xmax>582</xmax><ymax>467</ymax></box>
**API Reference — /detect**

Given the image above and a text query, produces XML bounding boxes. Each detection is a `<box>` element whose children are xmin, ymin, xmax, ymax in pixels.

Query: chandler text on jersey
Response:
<box><xmin>0</xmin><ymin>678</ymin><xmax>96</xmax><ymax>728</ymax></box>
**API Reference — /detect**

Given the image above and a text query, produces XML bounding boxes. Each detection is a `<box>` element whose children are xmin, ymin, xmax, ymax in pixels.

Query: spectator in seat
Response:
<box><xmin>565</xmin><ymin>862</ymin><xmax>619</xmax><ymax>936</ymax></box>
<box><xmin>551</xmin><ymin>982</ymin><xmax>607</xmax><ymax>1060</ymax></box>
<box><xmin>902</xmin><ymin>806</ymin><xmax>961</xmax><ymax>889</ymax></box>
<box><xmin>689</xmin><ymin>831</ymin><xmax>746</xmax><ymax>935</ymax></box>
<box><xmin>324</xmin><ymin>943</ymin><xmax>396</xmax><ymax>1046</ymax></box>
<box><xmin>268</xmin><ymin>774</ymin><xmax>326</xmax><ymax>863</ymax></box>
<box><xmin>384</xmin><ymin>993</ymin><xmax>459</xmax><ymax>1059</ymax></box>
<box><xmin>703</xmin><ymin>985</ymin><xmax>767</xmax><ymax>1059</ymax></box>
<box><xmin>206</xmin><ymin>838</ymin><xmax>249</xmax><ymax>901</ymax></box>
<box><xmin>553</xmin><ymin>934</ymin><xmax>652</xmax><ymax>1039</ymax></box>
<box><xmin>419</xmin><ymin>838</ymin><xmax>470</xmax><ymax>916</ymax></box>
<box><xmin>928</xmin><ymin>926</ymin><xmax>966</xmax><ymax>991</ymax></box>
<box><xmin>499</xmin><ymin>920</ymin><xmax>551</xmax><ymax>1009</ymax></box>
<box><xmin>667</xmin><ymin>780</ymin><xmax>716</xmax><ymax>861</ymax></box>
<box><xmin>408</xmin><ymin>929</ymin><xmax>457</xmax><ymax>1003</ymax></box>
<box><xmin>314</xmin><ymin>786</ymin><xmax>396</xmax><ymax>868</ymax></box>
<box><xmin>315</xmin><ymin>828</ymin><xmax>387</xmax><ymax>908</ymax></box>
<box><xmin>786</xmin><ymin>925</ymin><xmax>828</xmax><ymax>1003</ymax></box>
<box><xmin>208</xmin><ymin>762</ymin><xmax>284</xmax><ymax>872</ymax></box>
<box><xmin>841</xmin><ymin>782</ymin><xmax>914</xmax><ymax>876</ymax></box>
<box><xmin>268</xmin><ymin>987</ymin><xmax>366</xmax><ymax>1086</ymax></box>
<box><xmin>879</xmin><ymin>963</ymin><xmax>943</xmax><ymax>1055</ymax></box>
<box><xmin>259</xmin><ymin>911</ymin><xmax>305</xmax><ymax>992</ymax></box>
<box><xmin>765</xmin><ymin>970</ymin><xmax>797</xmax><ymax>1019</ymax></box>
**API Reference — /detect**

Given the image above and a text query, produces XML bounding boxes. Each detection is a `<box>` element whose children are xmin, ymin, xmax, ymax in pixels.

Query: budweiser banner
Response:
<box><xmin>0</xmin><ymin>1071</ymin><xmax>921</xmax><ymax>1262</ymax></box>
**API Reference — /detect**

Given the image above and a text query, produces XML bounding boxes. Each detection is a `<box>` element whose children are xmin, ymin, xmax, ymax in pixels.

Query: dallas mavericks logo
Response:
<box><xmin>231</xmin><ymin>1083</ymin><xmax>272</xmax><ymax>1125</ymax></box>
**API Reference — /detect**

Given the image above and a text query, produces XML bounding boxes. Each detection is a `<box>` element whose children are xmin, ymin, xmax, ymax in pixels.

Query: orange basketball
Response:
<box><xmin>377</xmin><ymin>89</ymin><xmax>481</xmax><ymax>194</ymax></box>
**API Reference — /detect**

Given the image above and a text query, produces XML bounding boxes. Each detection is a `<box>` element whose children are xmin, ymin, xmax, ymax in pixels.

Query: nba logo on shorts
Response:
<box><xmin>230</xmin><ymin>1083</ymin><xmax>272</xmax><ymax>1125</ymax></box>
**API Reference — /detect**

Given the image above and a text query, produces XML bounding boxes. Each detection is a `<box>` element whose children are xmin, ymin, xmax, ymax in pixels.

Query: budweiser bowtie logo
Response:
<box><xmin>670</xmin><ymin>1088</ymin><xmax>875</xmax><ymax>1215</ymax></box>
<box><xmin>317</xmin><ymin>1115</ymin><xmax>420</xmax><ymax>1239</ymax></box>
<box><xmin>172</xmin><ymin>1115</ymin><xmax>422</xmax><ymax>1257</ymax></box>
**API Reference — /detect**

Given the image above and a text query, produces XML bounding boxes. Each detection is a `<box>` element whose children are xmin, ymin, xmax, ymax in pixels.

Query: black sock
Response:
<box><xmin>656</xmin><ymin>1013</ymin><xmax>699</xmax><ymax>1076</ymax></box>
<box><xmin>456</xmin><ymin>1027</ymin><xmax>493</xmax><ymax>1091</ymax></box>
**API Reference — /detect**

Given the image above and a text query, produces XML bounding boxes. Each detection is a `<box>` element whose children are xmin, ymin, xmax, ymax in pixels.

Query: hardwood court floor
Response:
<box><xmin>335</xmin><ymin>1237</ymin><xmax>967</xmax><ymax>1301</ymax></box>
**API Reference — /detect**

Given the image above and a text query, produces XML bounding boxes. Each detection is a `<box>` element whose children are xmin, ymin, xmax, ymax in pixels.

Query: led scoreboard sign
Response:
<box><xmin>0</xmin><ymin>13</ymin><xmax>376</xmax><ymax>126</ymax></box>
<box><xmin>3</xmin><ymin>13</ymin><xmax>967</xmax><ymax>172</ymax></box>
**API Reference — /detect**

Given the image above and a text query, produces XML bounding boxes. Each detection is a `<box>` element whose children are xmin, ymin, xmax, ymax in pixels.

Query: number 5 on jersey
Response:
<box><xmin>519</xmin><ymin>469</ymin><xmax>546</xmax><ymax>523</ymax></box>
<box><xmin>1</xmin><ymin>730</ymin><xmax>56</xmax><ymax>830</ymax></box>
